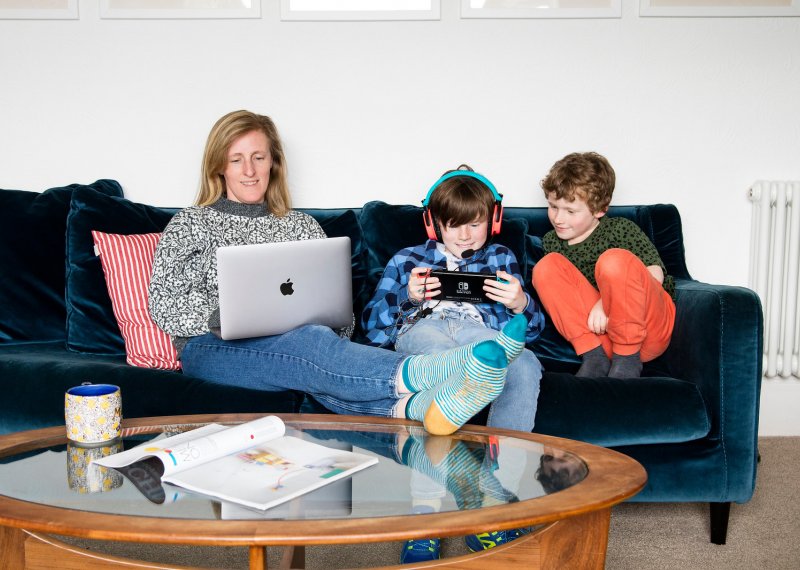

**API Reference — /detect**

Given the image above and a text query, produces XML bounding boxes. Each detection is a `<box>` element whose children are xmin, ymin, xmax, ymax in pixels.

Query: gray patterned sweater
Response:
<box><xmin>148</xmin><ymin>197</ymin><xmax>326</xmax><ymax>355</ymax></box>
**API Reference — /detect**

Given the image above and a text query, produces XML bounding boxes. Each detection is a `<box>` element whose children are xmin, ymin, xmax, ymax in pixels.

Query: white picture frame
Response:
<box><xmin>640</xmin><ymin>0</ymin><xmax>800</xmax><ymax>17</ymax></box>
<box><xmin>280</xmin><ymin>0</ymin><xmax>441</xmax><ymax>21</ymax></box>
<box><xmin>99</xmin><ymin>0</ymin><xmax>261</xmax><ymax>20</ymax></box>
<box><xmin>460</xmin><ymin>0</ymin><xmax>622</xmax><ymax>19</ymax></box>
<box><xmin>0</xmin><ymin>0</ymin><xmax>78</xmax><ymax>20</ymax></box>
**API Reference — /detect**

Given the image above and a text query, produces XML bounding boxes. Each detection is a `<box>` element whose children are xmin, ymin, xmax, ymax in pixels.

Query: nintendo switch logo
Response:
<box><xmin>458</xmin><ymin>281</ymin><xmax>471</xmax><ymax>294</ymax></box>
<box><xmin>280</xmin><ymin>279</ymin><xmax>294</xmax><ymax>296</ymax></box>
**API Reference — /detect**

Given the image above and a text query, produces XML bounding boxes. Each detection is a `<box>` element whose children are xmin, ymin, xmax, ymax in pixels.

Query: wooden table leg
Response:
<box><xmin>538</xmin><ymin>508</ymin><xmax>611</xmax><ymax>570</ymax></box>
<box><xmin>249</xmin><ymin>545</ymin><xmax>268</xmax><ymax>570</ymax></box>
<box><xmin>0</xmin><ymin>526</ymin><xmax>26</xmax><ymax>569</ymax></box>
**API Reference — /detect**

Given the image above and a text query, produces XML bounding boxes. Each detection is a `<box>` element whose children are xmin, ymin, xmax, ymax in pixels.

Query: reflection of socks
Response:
<box><xmin>402</xmin><ymin>345</ymin><xmax>472</xmax><ymax>392</ymax></box>
<box><xmin>424</xmin><ymin>341</ymin><xmax>508</xmax><ymax>435</ymax></box>
<box><xmin>403</xmin><ymin>438</ymin><xmax>484</xmax><ymax>510</ymax></box>
<box><xmin>495</xmin><ymin>314</ymin><xmax>527</xmax><ymax>364</ymax></box>
<box><xmin>608</xmin><ymin>352</ymin><xmax>642</xmax><ymax>379</ymax></box>
<box><xmin>403</xmin><ymin>437</ymin><xmax>517</xmax><ymax>511</ymax></box>
<box><xmin>576</xmin><ymin>346</ymin><xmax>610</xmax><ymax>378</ymax></box>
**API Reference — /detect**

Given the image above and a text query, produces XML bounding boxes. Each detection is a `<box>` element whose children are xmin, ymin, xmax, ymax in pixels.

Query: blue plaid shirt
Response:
<box><xmin>361</xmin><ymin>240</ymin><xmax>545</xmax><ymax>348</ymax></box>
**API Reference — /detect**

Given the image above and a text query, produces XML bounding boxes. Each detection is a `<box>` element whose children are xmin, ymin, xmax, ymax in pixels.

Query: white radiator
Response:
<box><xmin>748</xmin><ymin>181</ymin><xmax>800</xmax><ymax>379</ymax></box>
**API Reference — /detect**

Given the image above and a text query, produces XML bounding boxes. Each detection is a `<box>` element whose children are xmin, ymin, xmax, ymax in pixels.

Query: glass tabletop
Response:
<box><xmin>0</xmin><ymin>418</ymin><xmax>588</xmax><ymax>522</ymax></box>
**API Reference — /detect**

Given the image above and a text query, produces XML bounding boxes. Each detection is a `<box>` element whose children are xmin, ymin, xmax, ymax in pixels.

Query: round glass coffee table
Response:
<box><xmin>0</xmin><ymin>413</ymin><xmax>646</xmax><ymax>569</ymax></box>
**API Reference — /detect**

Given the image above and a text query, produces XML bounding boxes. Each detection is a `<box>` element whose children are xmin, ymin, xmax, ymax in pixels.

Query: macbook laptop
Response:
<box><xmin>216</xmin><ymin>237</ymin><xmax>353</xmax><ymax>340</ymax></box>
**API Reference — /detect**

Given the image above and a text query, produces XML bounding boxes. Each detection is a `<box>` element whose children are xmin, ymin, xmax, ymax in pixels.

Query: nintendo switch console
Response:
<box><xmin>429</xmin><ymin>270</ymin><xmax>497</xmax><ymax>304</ymax></box>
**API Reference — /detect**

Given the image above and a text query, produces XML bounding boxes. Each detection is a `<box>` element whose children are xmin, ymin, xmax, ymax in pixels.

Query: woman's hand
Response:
<box><xmin>408</xmin><ymin>267</ymin><xmax>440</xmax><ymax>303</ymax></box>
<box><xmin>587</xmin><ymin>299</ymin><xmax>608</xmax><ymax>334</ymax></box>
<box><xmin>484</xmin><ymin>271</ymin><xmax>528</xmax><ymax>314</ymax></box>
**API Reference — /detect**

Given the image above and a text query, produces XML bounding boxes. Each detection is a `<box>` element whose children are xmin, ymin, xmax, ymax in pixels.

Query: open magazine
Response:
<box><xmin>94</xmin><ymin>415</ymin><xmax>378</xmax><ymax>511</ymax></box>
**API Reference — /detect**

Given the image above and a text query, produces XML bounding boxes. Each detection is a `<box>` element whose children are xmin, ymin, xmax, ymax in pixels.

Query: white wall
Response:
<box><xmin>1</xmin><ymin>1</ymin><xmax>799</xmax><ymax>433</ymax></box>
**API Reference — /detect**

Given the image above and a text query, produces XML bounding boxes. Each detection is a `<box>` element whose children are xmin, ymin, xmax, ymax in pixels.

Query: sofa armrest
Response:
<box><xmin>650</xmin><ymin>279</ymin><xmax>763</xmax><ymax>500</ymax></box>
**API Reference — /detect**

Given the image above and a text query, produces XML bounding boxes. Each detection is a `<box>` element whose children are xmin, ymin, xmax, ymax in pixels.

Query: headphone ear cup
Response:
<box><xmin>491</xmin><ymin>203</ymin><xmax>504</xmax><ymax>236</ymax></box>
<box><xmin>423</xmin><ymin>209</ymin><xmax>438</xmax><ymax>241</ymax></box>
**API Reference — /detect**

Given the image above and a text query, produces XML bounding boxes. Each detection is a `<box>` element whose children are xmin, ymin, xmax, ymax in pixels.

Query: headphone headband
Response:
<box><xmin>421</xmin><ymin>169</ymin><xmax>504</xmax><ymax>241</ymax></box>
<box><xmin>421</xmin><ymin>170</ymin><xmax>503</xmax><ymax>207</ymax></box>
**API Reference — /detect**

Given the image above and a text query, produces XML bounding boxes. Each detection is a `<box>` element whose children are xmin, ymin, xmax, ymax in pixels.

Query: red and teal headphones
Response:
<box><xmin>421</xmin><ymin>170</ymin><xmax>504</xmax><ymax>241</ymax></box>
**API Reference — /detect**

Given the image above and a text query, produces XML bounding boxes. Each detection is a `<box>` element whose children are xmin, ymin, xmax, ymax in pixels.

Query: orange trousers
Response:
<box><xmin>532</xmin><ymin>249</ymin><xmax>675</xmax><ymax>362</ymax></box>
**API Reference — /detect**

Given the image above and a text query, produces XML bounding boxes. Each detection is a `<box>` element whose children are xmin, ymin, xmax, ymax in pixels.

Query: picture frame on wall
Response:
<box><xmin>99</xmin><ymin>0</ymin><xmax>261</xmax><ymax>20</ymax></box>
<box><xmin>640</xmin><ymin>0</ymin><xmax>800</xmax><ymax>17</ymax></box>
<box><xmin>280</xmin><ymin>0</ymin><xmax>441</xmax><ymax>21</ymax></box>
<box><xmin>460</xmin><ymin>0</ymin><xmax>622</xmax><ymax>19</ymax></box>
<box><xmin>0</xmin><ymin>0</ymin><xmax>78</xmax><ymax>20</ymax></box>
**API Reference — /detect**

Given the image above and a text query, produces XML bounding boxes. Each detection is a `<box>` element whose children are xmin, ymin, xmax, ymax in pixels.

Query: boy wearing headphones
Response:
<box><xmin>361</xmin><ymin>165</ymin><xmax>545</xmax><ymax>562</ymax></box>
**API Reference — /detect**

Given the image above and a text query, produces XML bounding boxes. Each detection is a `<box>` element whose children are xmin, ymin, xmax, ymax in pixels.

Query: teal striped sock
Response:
<box><xmin>495</xmin><ymin>314</ymin><xmax>527</xmax><ymax>363</ymax></box>
<box><xmin>401</xmin><ymin>315</ymin><xmax>526</xmax><ymax>393</ymax></box>
<box><xmin>424</xmin><ymin>341</ymin><xmax>508</xmax><ymax>435</ymax></box>
<box><xmin>402</xmin><ymin>344</ymin><xmax>473</xmax><ymax>392</ymax></box>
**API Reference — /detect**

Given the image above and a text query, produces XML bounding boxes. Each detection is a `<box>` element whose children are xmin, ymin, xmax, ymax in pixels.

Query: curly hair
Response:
<box><xmin>541</xmin><ymin>152</ymin><xmax>615</xmax><ymax>214</ymax></box>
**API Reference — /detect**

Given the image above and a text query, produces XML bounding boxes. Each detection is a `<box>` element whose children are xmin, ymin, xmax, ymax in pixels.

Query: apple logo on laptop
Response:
<box><xmin>280</xmin><ymin>278</ymin><xmax>294</xmax><ymax>296</ymax></box>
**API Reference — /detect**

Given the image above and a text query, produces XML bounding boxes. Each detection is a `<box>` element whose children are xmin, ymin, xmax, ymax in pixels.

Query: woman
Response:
<box><xmin>148</xmin><ymin>110</ymin><xmax>527</xmax><ymax>435</ymax></box>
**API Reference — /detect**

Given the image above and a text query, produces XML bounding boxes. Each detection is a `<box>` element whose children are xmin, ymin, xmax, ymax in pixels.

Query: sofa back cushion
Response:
<box><xmin>0</xmin><ymin>181</ymin><xmax>123</xmax><ymax>344</ymax></box>
<box><xmin>66</xmin><ymin>188</ymin><xmax>177</xmax><ymax>354</ymax></box>
<box><xmin>504</xmin><ymin>204</ymin><xmax>690</xmax><ymax>279</ymax></box>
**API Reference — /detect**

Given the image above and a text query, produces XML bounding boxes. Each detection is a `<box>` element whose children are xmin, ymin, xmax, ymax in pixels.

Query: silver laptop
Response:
<box><xmin>216</xmin><ymin>237</ymin><xmax>353</xmax><ymax>340</ymax></box>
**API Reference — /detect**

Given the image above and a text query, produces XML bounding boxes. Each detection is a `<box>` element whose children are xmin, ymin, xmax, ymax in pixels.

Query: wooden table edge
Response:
<box><xmin>0</xmin><ymin>413</ymin><xmax>647</xmax><ymax>547</ymax></box>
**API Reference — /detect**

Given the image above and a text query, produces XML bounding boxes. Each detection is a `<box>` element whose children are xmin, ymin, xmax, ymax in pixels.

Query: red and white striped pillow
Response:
<box><xmin>91</xmin><ymin>231</ymin><xmax>180</xmax><ymax>370</ymax></box>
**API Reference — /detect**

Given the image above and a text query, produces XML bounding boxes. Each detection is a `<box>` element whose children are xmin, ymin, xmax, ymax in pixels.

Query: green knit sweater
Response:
<box><xmin>542</xmin><ymin>216</ymin><xmax>675</xmax><ymax>299</ymax></box>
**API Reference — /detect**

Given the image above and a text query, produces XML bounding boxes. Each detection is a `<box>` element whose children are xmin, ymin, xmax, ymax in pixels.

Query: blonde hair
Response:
<box><xmin>196</xmin><ymin>110</ymin><xmax>291</xmax><ymax>216</ymax></box>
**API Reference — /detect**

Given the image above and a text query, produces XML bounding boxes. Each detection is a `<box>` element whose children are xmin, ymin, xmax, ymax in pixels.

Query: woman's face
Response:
<box><xmin>223</xmin><ymin>130</ymin><xmax>273</xmax><ymax>204</ymax></box>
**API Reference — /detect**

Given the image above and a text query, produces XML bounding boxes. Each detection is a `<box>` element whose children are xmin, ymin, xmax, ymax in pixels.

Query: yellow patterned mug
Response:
<box><xmin>64</xmin><ymin>383</ymin><xmax>122</xmax><ymax>444</ymax></box>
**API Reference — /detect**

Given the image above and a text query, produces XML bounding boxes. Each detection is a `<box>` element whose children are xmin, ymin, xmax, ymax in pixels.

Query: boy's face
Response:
<box><xmin>546</xmin><ymin>193</ymin><xmax>605</xmax><ymax>245</ymax></box>
<box><xmin>439</xmin><ymin>217</ymin><xmax>488</xmax><ymax>259</ymax></box>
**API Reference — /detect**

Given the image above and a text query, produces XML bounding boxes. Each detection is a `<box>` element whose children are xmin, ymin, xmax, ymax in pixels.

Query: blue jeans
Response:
<box><xmin>180</xmin><ymin>325</ymin><xmax>406</xmax><ymax>417</ymax></box>
<box><xmin>396</xmin><ymin>315</ymin><xmax>542</xmax><ymax>432</ymax></box>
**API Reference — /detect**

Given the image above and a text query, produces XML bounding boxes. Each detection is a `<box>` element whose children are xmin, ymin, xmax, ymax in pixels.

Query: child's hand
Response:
<box><xmin>483</xmin><ymin>271</ymin><xmax>527</xmax><ymax>314</ymax></box>
<box><xmin>587</xmin><ymin>299</ymin><xmax>608</xmax><ymax>334</ymax></box>
<box><xmin>408</xmin><ymin>267</ymin><xmax>440</xmax><ymax>302</ymax></box>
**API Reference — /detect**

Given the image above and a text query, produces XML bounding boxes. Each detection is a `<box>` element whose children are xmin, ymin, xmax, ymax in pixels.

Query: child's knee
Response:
<box><xmin>532</xmin><ymin>252</ymin><xmax>567</xmax><ymax>284</ymax></box>
<box><xmin>595</xmin><ymin>248</ymin><xmax>641</xmax><ymax>281</ymax></box>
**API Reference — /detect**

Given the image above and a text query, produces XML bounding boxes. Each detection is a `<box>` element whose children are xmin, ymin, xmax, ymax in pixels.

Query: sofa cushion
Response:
<box><xmin>65</xmin><ymin>188</ymin><xmax>177</xmax><ymax>355</ymax></box>
<box><xmin>358</xmin><ymin>201</ymin><xmax>530</xmax><ymax>307</ymax></box>
<box><xmin>92</xmin><ymin>231</ymin><xmax>180</xmax><ymax>370</ymax></box>
<box><xmin>0</xmin><ymin>181</ymin><xmax>123</xmax><ymax>343</ymax></box>
<box><xmin>534</xmin><ymin>372</ymin><xmax>710</xmax><ymax>447</ymax></box>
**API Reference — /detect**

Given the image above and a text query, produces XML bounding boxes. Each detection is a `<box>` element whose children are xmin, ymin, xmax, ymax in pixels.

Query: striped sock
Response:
<box><xmin>401</xmin><ymin>314</ymin><xmax>526</xmax><ymax>393</ymax></box>
<box><xmin>494</xmin><ymin>313</ymin><xmax>527</xmax><ymax>363</ymax></box>
<box><xmin>423</xmin><ymin>341</ymin><xmax>508</xmax><ymax>436</ymax></box>
<box><xmin>402</xmin><ymin>344</ymin><xmax>473</xmax><ymax>392</ymax></box>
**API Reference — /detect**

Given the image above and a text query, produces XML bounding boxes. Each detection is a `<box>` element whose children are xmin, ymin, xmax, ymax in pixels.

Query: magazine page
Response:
<box><xmin>95</xmin><ymin>416</ymin><xmax>285</xmax><ymax>477</ymax></box>
<box><xmin>162</xmin><ymin>435</ymin><xmax>378</xmax><ymax>511</ymax></box>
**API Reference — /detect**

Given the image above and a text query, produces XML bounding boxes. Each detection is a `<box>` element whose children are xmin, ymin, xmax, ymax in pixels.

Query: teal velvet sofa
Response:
<box><xmin>0</xmin><ymin>181</ymin><xmax>762</xmax><ymax>545</ymax></box>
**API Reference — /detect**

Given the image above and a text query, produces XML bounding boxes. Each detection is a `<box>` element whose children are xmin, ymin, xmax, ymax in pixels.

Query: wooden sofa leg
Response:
<box><xmin>710</xmin><ymin>502</ymin><xmax>731</xmax><ymax>545</ymax></box>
